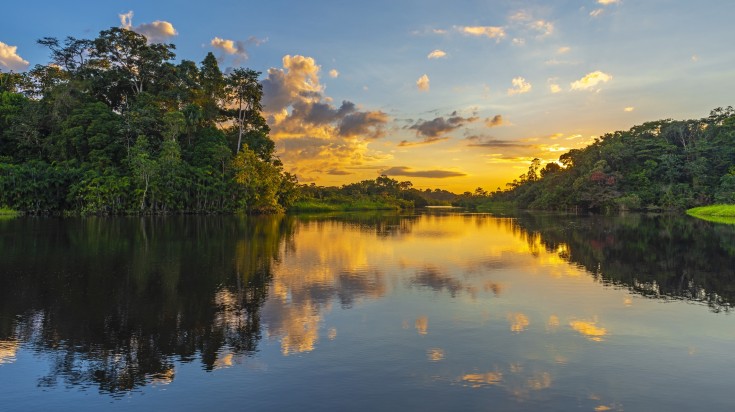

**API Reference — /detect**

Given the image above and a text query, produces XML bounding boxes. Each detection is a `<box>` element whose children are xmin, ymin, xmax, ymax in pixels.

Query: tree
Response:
<box><xmin>225</xmin><ymin>68</ymin><xmax>266</xmax><ymax>153</ymax></box>
<box><xmin>130</xmin><ymin>135</ymin><xmax>158</xmax><ymax>211</ymax></box>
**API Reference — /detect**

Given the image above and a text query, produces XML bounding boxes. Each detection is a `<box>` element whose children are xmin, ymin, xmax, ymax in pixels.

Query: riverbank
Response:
<box><xmin>288</xmin><ymin>199</ymin><xmax>406</xmax><ymax>212</ymax></box>
<box><xmin>0</xmin><ymin>207</ymin><xmax>20</xmax><ymax>219</ymax></box>
<box><xmin>686</xmin><ymin>204</ymin><xmax>735</xmax><ymax>224</ymax></box>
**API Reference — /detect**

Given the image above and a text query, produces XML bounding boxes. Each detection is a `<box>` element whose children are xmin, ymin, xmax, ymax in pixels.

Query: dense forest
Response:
<box><xmin>2</xmin><ymin>28</ymin><xmax>734</xmax><ymax>215</ymax></box>
<box><xmin>0</xmin><ymin>28</ymin><xmax>299</xmax><ymax>214</ymax></box>
<box><xmin>478</xmin><ymin>107</ymin><xmax>735</xmax><ymax>212</ymax></box>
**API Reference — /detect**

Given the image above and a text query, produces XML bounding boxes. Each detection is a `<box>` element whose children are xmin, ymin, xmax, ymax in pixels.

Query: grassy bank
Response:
<box><xmin>0</xmin><ymin>207</ymin><xmax>20</xmax><ymax>219</ymax></box>
<box><xmin>686</xmin><ymin>205</ymin><xmax>735</xmax><ymax>224</ymax></box>
<box><xmin>289</xmin><ymin>199</ymin><xmax>404</xmax><ymax>213</ymax></box>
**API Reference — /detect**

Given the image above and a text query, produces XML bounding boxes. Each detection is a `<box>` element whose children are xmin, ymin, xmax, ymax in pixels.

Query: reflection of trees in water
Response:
<box><xmin>294</xmin><ymin>211</ymin><xmax>420</xmax><ymax>238</ymax></box>
<box><xmin>511</xmin><ymin>213</ymin><xmax>735</xmax><ymax>312</ymax></box>
<box><xmin>0</xmin><ymin>215</ymin><xmax>295</xmax><ymax>393</ymax></box>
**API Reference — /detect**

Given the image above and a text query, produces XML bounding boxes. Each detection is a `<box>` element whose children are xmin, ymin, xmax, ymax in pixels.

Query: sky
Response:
<box><xmin>1</xmin><ymin>0</ymin><xmax>734</xmax><ymax>192</ymax></box>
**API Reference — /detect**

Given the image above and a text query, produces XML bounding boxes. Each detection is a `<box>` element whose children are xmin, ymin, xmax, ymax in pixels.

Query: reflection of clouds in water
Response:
<box><xmin>427</xmin><ymin>348</ymin><xmax>444</xmax><ymax>361</ymax></box>
<box><xmin>415</xmin><ymin>316</ymin><xmax>428</xmax><ymax>335</ymax></box>
<box><xmin>461</xmin><ymin>372</ymin><xmax>503</xmax><ymax>388</ymax></box>
<box><xmin>213</xmin><ymin>353</ymin><xmax>234</xmax><ymax>370</ymax></box>
<box><xmin>328</xmin><ymin>327</ymin><xmax>337</xmax><ymax>340</ymax></box>
<box><xmin>410</xmin><ymin>266</ymin><xmax>464</xmax><ymax>297</ymax></box>
<box><xmin>409</xmin><ymin>266</ymin><xmax>503</xmax><ymax>299</ymax></box>
<box><xmin>149</xmin><ymin>368</ymin><xmax>176</xmax><ymax>385</ymax></box>
<box><xmin>569</xmin><ymin>319</ymin><xmax>607</xmax><ymax>342</ymax></box>
<box><xmin>547</xmin><ymin>315</ymin><xmax>560</xmax><ymax>331</ymax></box>
<box><xmin>507</xmin><ymin>312</ymin><xmax>530</xmax><ymax>333</ymax></box>
<box><xmin>0</xmin><ymin>339</ymin><xmax>18</xmax><ymax>365</ymax></box>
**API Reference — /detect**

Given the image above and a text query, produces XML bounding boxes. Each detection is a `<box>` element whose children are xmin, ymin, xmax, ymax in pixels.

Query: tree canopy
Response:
<box><xmin>0</xmin><ymin>27</ymin><xmax>294</xmax><ymax>214</ymax></box>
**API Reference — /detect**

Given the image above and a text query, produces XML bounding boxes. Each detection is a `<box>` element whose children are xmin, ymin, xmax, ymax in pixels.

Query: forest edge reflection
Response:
<box><xmin>0</xmin><ymin>211</ymin><xmax>733</xmax><ymax>394</ymax></box>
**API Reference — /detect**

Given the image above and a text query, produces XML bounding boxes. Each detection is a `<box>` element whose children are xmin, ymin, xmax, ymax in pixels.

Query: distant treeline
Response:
<box><xmin>459</xmin><ymin>108</ymin><xmax>735</xmax><ymax>212</ymax></box>
<box><xmin>1</xmin><ymin>28</ymin><xmax>297</xmax><ymax>214</ymax></box>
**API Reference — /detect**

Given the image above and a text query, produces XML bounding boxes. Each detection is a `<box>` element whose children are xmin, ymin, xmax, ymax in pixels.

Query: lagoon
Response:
<box><xmin>0</xmin><ymin>211</ymin><xmax>734</xmax><ymax>411</ymax></box>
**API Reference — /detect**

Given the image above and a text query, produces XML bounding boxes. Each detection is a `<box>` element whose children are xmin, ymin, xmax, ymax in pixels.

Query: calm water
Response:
<box><xmin>1</xmin><ymin>212</ymin><xmax>734</xmax><ymax>411</ymax></box>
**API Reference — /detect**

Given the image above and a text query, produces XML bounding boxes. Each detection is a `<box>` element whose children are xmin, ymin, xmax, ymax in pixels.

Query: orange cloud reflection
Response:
<box><xmin>569</xmin><ymin>320</ymin><xmax>608</xmax><ymax>342</ymax></box>
<box><xmin>0</xmin><ymin>339</ymin><xmax>18</xmax><ymax>365</ymax></box>
<box><xmin>415</xmin><ymin>316</ymin><xmax>429</xmax><ymax>335</ymax></box>
<box><xmin>508</xmin><ymin>312</ymin><xmax>530</xmax><ymax>333</ymax></box>
<box><xmin>462</xmin><ymin>372</ymin><xmax>504</xmax><ymax>388</ymax></box>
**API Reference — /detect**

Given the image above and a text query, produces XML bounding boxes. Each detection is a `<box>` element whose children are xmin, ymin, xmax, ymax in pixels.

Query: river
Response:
<box><xmin>0</xmin><ymin>211</ymin><xmax>733</xmax><ymax>411</ymax></box>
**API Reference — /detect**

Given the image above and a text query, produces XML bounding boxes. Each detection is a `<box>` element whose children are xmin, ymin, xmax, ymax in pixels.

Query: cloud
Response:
<box><xmin>512</xmin><ymin>38</ymin><xmax>526</xmax><ymax>46</ymax></box>
<box><xmin>416</xmin><ymin>74</ymin><xmax>430</xmax><ymax>91</ymax></box>
<box><xmin>508</xmin><ymin>76</ymin><xmax>532</xmax><ymax>95</ymax></box>
<box><xmin>326</xmin><ymin>169</ymin><xmax>352</xmax><ymax>175</ymax></box>
<box><xmin>262</xmin><ymin>55</ymin><xmax>323</xmax><ymax>113</ymax></box>
<box><xmin>380</xmin><ymin>166</ymin><xmax>467</xmax><ymax>178</ymax></box>
<box><xmin>598</xmin><ymin>0</ymin><xmax>620</xmax><ymax>4</ymax></box>
<box><xmin>458</xmin><ymin>26</ymin><xmax>506</xmax><ymax>41</ymax></box>
<box><xmin>557</xmin><ymin>46</ymin><xmax>571</xmax><ymax>54</ymax></box>
<box><xmin>570</xmin><ymin>70</ymin><xmax>613</xmax><ymax>91</ymax></box>
<box><xmin>509</xmin><ymin>10</ymin><xmax>532</xmax><ymax>22</ymax></box>
<box><xmin>211</xmin><ymin>37</ymin><xmax>245</xmax><ymax>56</ymax></box>
<box><xmin>0</xmin><ymin>41</ymin><xmax>30</xmax><ymax>71</ymax></box>
<box><xmin>135</xmin><ymin>21</ymin><xmax>178</xmax><ymax>43</ymax></box>
<box><xmin>329</xmin><ymin>69</ymin><xmax>339</xmax><ymax>78</ymax></box>
<box><xmin>624</xmin><ymin>106</ymin><xmax>635</xmax><ymax>112</ymax></box>
<box><xmin>529</xmin><ymin>20</ymin><xmax>554</xmax><ymax>37</ymax></box>
<box><xmin>427</xmin><ymin>49</ymin><xmax>447</xmax><ymax>59</ymax></box>
<box><xmin>409</xmin><ymin>113</ymin><xmax>479</xmax><ymax>138</ymax></box>
<box><xmin>398</xmin><ymin>137</ymin><xmax>449</xmax><ymax>147</ymax></box>
<box><xmin>338</xmin><ymin>111</ymin><xmax>390</xmax><ymax>138</ymax></box>
<box><xmin>262</xmin><ymin>55</ymin><xmax>391</xmax><ymax>182</ymax></box>
<box><xmin>485</xmin><ymin>115</ymin><xmax>505</xmax><ymax>127</ymax></box>
<box><xmin>118</xmin><ymin>11</ymin><xmax>177</xmax><ymax>43</ymax></box>
<box><xmin>590</xmin><ymin>9</ymin><xmax>605</xmax><ymax>17</ymax></box>
<box><xmin>467</xmin><ymin>136</ymin><xmax>532</xmax><ymax>148</ymax></box>
<box><xmin>211</xmin><ymin>36</ymin><xmax>266</xmax><ymax>62</ymax></box>
<box><xmin>549</xmin><ymin>83</ymin><xmax>562</xmax><ymax>93</ymax></box>
<box><xmin>119</xmin><ymin>11</ymin><xmax>134</xmax><ymax>29</ymax></box>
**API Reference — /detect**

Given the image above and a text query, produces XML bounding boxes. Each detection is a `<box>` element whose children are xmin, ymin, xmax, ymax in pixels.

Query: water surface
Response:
<box><xmin>0</xmin><ymin>212</ymin><xmax>733</xmax><ymax>411</ymax></box>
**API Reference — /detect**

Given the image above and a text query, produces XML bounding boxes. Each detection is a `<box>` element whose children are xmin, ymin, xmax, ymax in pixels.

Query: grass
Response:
<box><xmin>0</xmin><ymin>207</ymin><xmax>20</xmax><ymax>220</ymax></box>
<box><xmin>686</xmin><ymin>204</ymin><xmax>735</xmax><ymax>225</ymax></box>
<box><xmin>289</xmin><ymin>199</ymin><xmax>402</xmax><ymax>213</ymax></box>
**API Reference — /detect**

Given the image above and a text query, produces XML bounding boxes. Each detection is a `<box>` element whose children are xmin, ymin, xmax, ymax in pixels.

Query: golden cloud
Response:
<box><xmin>329</xmin><ymin>69</ymin><xmax>339</xmax><ymax>78</ymax></box>
<box><xmin>459</xmin><ymin>26</ymin><xmax>506</xmax><ymax>41</ymax></box>
<box><xmin>262</xmin><ymin>55</ymin><xmax>390</xmax><ymax>183</ymax></box>
<box><xmin>427</xmin><ymin>49</ymin><xmax>447</xmax><ymax>59</ymax></box>
<box><xmin>570</xmin><ymin>71</ymin><xmax>612</xmax><ymax>91</ymax></box>
<box><xmin>416</xmin><ymin>74</ymin><xmax>430</xmax><ymax>91</ymax></box>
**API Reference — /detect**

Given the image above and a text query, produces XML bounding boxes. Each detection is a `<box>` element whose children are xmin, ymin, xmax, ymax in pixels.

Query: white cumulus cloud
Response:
<box><xmin>417</xmin><ymin>74</ymin><xmax>430</xmax><ymax>91</ymax></box>
<box><xmin>508</xmin><ymin>76</ymin><xmax>532</xmax><ymax>95</ymax></box>
<box><xmin>118</xmin><ymin>11</ymin><xmax>177</xmax><ymax>43</ymax></box>
<box><xmin>0</xmin><ymin>41</ymin><xmax>30</xmax><ymax>71</ymax></box>
<box><xmin>427</xmin><ymin>49</ymin><xmax>447</xmax><ymax>59</ymax></box>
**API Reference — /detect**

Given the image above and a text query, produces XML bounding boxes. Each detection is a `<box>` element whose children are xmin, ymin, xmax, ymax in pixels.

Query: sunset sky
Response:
<box><xmin>2</xmin><ymin>0</ymin><xmax>734</xmax><ymax>192</ymax></box>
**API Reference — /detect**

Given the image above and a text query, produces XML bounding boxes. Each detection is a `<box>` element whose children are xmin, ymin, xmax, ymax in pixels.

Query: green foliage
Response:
<box><xmin>2</xmin><ymin>27</ymin><xmax>296</xmax><ymax>215</ymax></box>
<box><xmin>493</xmin><ymin>107</ymin><xmax>735</xmax><ymax>212</ymax></box>
<box><xmin>291</xmin><ymin>175</ymin><xmax>419</xmax><ymax>213</ymax></box>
